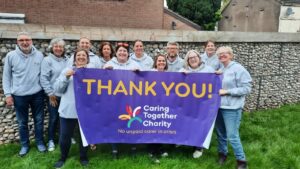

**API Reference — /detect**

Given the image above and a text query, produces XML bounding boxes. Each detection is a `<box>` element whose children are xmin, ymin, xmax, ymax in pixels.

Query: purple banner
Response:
<box><xmin>74</xmin><ymin>68</ymin><xmax>221</xmax><ymax>148</ymax></box>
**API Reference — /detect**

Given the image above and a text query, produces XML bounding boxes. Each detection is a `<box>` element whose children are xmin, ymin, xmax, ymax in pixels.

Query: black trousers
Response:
<box><xmin>59</xmin><ymin>117</ymin><xmax>88</xmax><ymax>161</ymax></box>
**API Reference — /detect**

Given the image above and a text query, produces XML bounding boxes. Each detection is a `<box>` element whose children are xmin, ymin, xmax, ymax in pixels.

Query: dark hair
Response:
<box><xmin>204</xmin><ymin>40</ymin><xmax>216</xmax><ymax>48</ymax></box>
<box><xmin>99</xmin><ymin>42</ymin><xmax>114</xmax><ymax>59</ymax></box>
<box><xmin>153</xmin><ymin>54</ymin><xmax>168</xmax><ymax>70</ymax></box>
<box><xmin>116</xmin><ymin>42</ymin><xmax>129</xmax><ymax>54</ymax></box>
<box><xmin>73</xmin><ymin>48</ymin><xmax>90</xmax><ymax>66</ymax></box>
<box><xmin>133</xmin><ymin>39</ymin><xmax>143</xmax><ymax>46</ymax></box>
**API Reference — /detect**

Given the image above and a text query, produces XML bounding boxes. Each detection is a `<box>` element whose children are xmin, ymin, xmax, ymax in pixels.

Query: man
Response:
<box><xmin>68</xmin><ymin>37</ymin><xmax>101</xmax><ymax>68</ymax></box>
<box><xmin>2</xmin><ymin>32</ymin><xmax>46</xmax><ymax>156</ymax></box>
<box><xmin>166</xmin><ymin>41</ymin><xmax>184</xmax><ymax>72</ymax></box>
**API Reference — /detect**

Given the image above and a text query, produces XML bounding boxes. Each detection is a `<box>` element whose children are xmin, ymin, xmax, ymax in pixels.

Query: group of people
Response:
<box><xmin>2</xmin><ymin>32</ymin><xmax>252</xmax><ymax>169</ymax></box>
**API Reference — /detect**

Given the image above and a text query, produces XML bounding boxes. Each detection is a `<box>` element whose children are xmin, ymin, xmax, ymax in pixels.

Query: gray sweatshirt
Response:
<box><xmin>167</xmin><ymin>55</ymin><xmax>184</xmax><ymax>72</ymax></box>
<box><xmin>68</xmin><ymin>51</ymin><xmax>101</xmax><ymax>68</ymax></box>
<box><xmin>3</xmin><ymin>46</ymin><xmax>44</xmax><ymax>97</ymax></box>
<box><xmin>104</xmin><ymin>57</ymin><xmax>141</xmax><ymax>70</ymax></box>
<box><xmin>179</xmin><ymin>63</ymin><xmax>215</xmax><ymax>73</ymax></box>
<box><xmin>54</xmin><ymin>67</ymin><xmax>78</xmax><ymax>119</ymax></box>
<box><xmin>220</xmin><ymin>61</ymin><xmax>252</xmax><ymax>109</ymax></box>
<box><xmin>129</xmin><ymin>53</ymin><xmax>154</xmax><ymax>71</ymax></box>
<box><xmin>201</xmin><ymin>52</ymin><xmax>223</xmax><ymax>70</ymax></box>
<box><xmin>99</xmin><ymin>57</ymin><xmax>109</xmax><ymax>68</ymax></box>
<box><xmin>40</xmin><ymin>53</ymin><xmax>69</xmax><ymax>97</ymax></box>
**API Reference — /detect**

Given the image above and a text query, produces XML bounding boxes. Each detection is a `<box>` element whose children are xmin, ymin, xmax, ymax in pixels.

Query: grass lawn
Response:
<box><xmin>0</xmin><ymin>104</ymin><xmax>300</xmax><ymax>169</ymax></box>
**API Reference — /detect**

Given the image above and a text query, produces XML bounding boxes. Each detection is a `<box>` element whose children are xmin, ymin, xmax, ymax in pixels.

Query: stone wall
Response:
<box><xmin>0</xmin><ymin>24</ymin><xmax>300</xmax><ymax>144</ymax></box>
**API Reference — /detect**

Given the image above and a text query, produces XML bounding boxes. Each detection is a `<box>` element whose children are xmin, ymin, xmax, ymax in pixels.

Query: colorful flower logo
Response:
<box><xmin>118</xmin><ymin>104</ymin><xmax>142</xmax><ymax>128</ymax></box>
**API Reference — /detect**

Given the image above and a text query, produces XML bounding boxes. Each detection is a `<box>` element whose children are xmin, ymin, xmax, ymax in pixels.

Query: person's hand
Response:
<box><xmin>5</xmin><ymin>96</ymin><xmax>14</xmax><ymax>107</ymax></box>
<box><xmin>76</xmin><ymin>65</ymin><xmax>86</xmax><ymax>68</ymax></box>
<box><xmin>65</xmin><ymin>70</ymin><xmax>75</xmax><ymax>79</ymax></box>
<box><xmin>104</xmin><ymin>65</ymin><xmax>113</xmax><ymax>70</ymax></box>
<box><xmin>215</xmin><ymin>69</ymin><xmax>222</xmax><ymax>74</ymax></box>
<box><xmin>219</xmin><ymin>89</ymin><xmax>228</xmax><ymax>96</ymax></box>
<box><xmin>49</xmin><ymin>95</ymin><xmax>58</xmax><ymax>107</ymax></box>
<box><xmin>182</xmin><ymin>70</ymin><xmax>189</xmax><ymax>74</ymax></box>
<box><xmin>132</xmin><ymin>68</ymin><xmax>140</xmax><ymax>72</ymax></box>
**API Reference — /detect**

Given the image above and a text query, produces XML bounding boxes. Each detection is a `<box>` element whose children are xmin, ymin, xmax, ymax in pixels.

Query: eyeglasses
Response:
<box><xmin>167</xmin><ymin>47</ymin><xmax>178</xmax><ymax>50</ymax></box>
<box><xmin>217</xmin><ymin>52</ymin><xmax>230</xmax><ymax>56</ymax></box>
<box><xmin>17</xmin><ymin>39</ymin><xmax>32</xmax><ymax>42</ymax></box>
<box><xmin>117</xmin><ymin>42</ymin><xmax>129</xmax><ymax>47</ymax></box>
<box><xmin>188</xmin><ymin>56</ymin><xmax>198</xmax><ymax>60</ymax></box>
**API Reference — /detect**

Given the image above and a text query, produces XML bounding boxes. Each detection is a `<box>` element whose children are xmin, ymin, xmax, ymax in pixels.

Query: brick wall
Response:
<box><xmin>0</xmin><ymin>0</ymin><xmax>164</xmax><ymax>29</ymax></box>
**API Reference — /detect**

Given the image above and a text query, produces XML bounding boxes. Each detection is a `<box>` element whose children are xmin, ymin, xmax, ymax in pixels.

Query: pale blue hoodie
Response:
<box><xmin>220</xmin><ymin>61</ymin><xmax>252</xmax><ymax>109</ymax></box>
<box><xmin>201</xmin><ymin>52</ymin><xmax>223</xmax><ymax>70</ymax></box>
<box><xmin>167</xmin><ymin>55</ymin><xmax>184</xmax><ymax>72</ymax></box>
<box><xmin>104</xmin><ymin>57</ymin><xmax>141</xmax><ymax>70</ymax></box>
<box><xmin>53</xmin><ymin>67</ymin><xmax>77</xmax><ymax>119</ymax></box>
<box><xmin>99</xmin><ymin>57</ymin><xmax>110</xmax><ymax>68</ymax></box>
<box><xmin>40</xmin><ymin>53</ymin><xmax>69</xmax><ymax>97</ymax></box>
<box><xmin>179</xmin><ymin>63</ymin><xmax>215</xmax><ymax>73</ymax></box>
<box><xmin>3</xmin><ymin>46</ymin><xmax>44</xmax><ymax>97</ymax></box>
<box><xmin>68</xmin><ymin>51</ymin><xmax>101</xmax><ymax>68</ymax></box>
<box><xmin>129</xmin><ymin>53</ymin><xmax>154</xmax><ymax>71</ymax></box>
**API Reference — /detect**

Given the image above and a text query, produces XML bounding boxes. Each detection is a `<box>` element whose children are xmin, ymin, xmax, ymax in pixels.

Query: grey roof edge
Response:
<box><xmin>163</xmin><ymin>8</ymin><xmax>202</xmax><ymax>31</ymax></box>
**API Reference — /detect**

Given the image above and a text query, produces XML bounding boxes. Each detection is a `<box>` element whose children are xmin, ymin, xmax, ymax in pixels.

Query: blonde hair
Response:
<box><xmin>216</xmin><ymin>46</ymin><xmax>233</xmax><ymax>56</ymax></box>
<box><xmin>184</xmin><ymin>50</ymin><xmax>201</xmax><ymax>69</ymax></box>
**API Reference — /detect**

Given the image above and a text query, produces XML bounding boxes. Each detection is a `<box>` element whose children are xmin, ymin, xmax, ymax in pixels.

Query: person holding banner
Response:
<box><xmin>216</xmin><ymin>46</ymin><xmax>252</xmax><ymax>169</ymax></box>
<box><xmin>147</xmin><ymin>54</ymin><xmax>169</xmax><ymax>163</ymax></box>
<box><xmin>152</xmin><ymin>53</ymin><xmax>168</xmax><ymax>71</ymax></box>
<box><xmin>166</xmin><ymin>41</ymin><xmax>184</xmax><ymax>72</ymax></box>
<box><xmin>129</xmin><ymin>40</ymin><xmax>154</xmax><ymax>71</ymax></box>
<box><xmin>201</xmin><ymin>40</ymin><xmax>222</xmax><ymax>71</ymax></box>
<box><xmin>99</xmin><ymin>42</ymin><xmax>114</xmax><ymax>68</ymax></box>
<box><xmin>103</xmin><ymin>42</ymin><xmax>140</xmax><ymax>159</ymax></box>
<box><xmin>53</xmin><ymin>48</ymin><xmax>90</xmax><ymax>168</ymax></box>
<box><xmin>179</xmin><ymin>50</ymin><xmax>215</xmax><ymax>159</ymax></box>
<box><xmin>179</xmin><ymin>50</ymin><xmax>215</xmax><ymax>74</ymax></box>
<box><xmin>40</xmin><ymin>38</ymin><xmax>68</xmax><ymax>152</ymax></box>
<box><xmin>104</xmin><ymin>42</ymin><xmax>140</xmax><ymax>70</ymax></box>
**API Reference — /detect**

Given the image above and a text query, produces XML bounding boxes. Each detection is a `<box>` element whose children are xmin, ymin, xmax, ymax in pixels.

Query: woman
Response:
<box><xmin>104</xmin><ymin>42</ymin><xmax>140</xmax><ymax>70</ymax></box>
<box><xmin>40</xmin><ymin>38</ymin><xmax>68</xmax><ymax>152</ymax></box>
<box><xmin>129</xmin><ymin>40</ymin><xmax>153</xmax><ymax>71</ymax></box>
<box><xmin>53</xmin><ymin>49</ymin><xmax>90</xmax><ymax>168</ymax></box>
<box><xmin>152</xmin><ymin>54</ymin><xmax>168</xmax><ymax>71</ymax></box>
<box><xmin>201</xmin><ymin>40</ymin><xmax>222</xmax><ymax>70</ymax></box>
<box><xmin>147</xmin><ymin>54</ymin><xmax>169</xmax><ymax>164</ymax></box>
<box><xmin>215</xmin><ymin>46</ymin><xmax>252</xmax><ymax>169</ymax></box>
<box><xmin>99</xmin><ymin>42</ymin><xmax>114</xmax><ymax>68</ymax></box>
<box><xmin>180</xmin><ymin>50</ymin><xmax>215</xmax><ymax>74</ymax></box>
<box><xmin>179</xmin><ymin>50</ymin><xmax>214</xmax><ymax>159</ymax></box>
<box><xmin>104</xmin><ymin>42</ymin><xmax>140</xmax><ymax>159</ymax></box>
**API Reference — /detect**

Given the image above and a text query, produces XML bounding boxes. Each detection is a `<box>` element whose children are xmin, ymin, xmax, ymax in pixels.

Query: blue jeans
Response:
<box><xmin>215</xmin><ymin>108</ymin><xmax>246</xmax><ymax>160</ymax></box>
<box><xmin>48</xmin><ymin>97</ymin><xmax>61</xmax><ymax>141</ymax></box>
<box><xmin>13</xmin><ymin>90</ymin><xmax>45</xmax><ymax>147</ymax></box>
<box><xmin>59</xmin><ymin>117</ymin><xmax>88</xmax><ymax>161</ymax></box>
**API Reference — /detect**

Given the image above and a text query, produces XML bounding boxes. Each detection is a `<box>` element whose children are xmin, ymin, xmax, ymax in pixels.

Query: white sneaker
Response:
<box><xmin>148</xmin><ymin>153</ymin><xmax>154</xmax><ymax>158</ymax></box>
<box><xmin>161</xmin><ymin>152</ymin><xmax>168</xmax><ymax>157</ymax></box>
<box><xmin>48</xmin><ymin>140</ymin><xmax>55</xmax><ymax>152</ymax></box>
<box><xmin>153</xmin><ymin>158</ymin><xmax>160</xmax><ymax>164</ymax></box>
<box><xmin>193</xmin><ymin>150</ymin><xmax>203</xmax><ymax>158</ymax></box>
<box><xmin>71</xmin><ymin>138</ymin><xmax>76</xmax><ymax>144</ymax></box>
